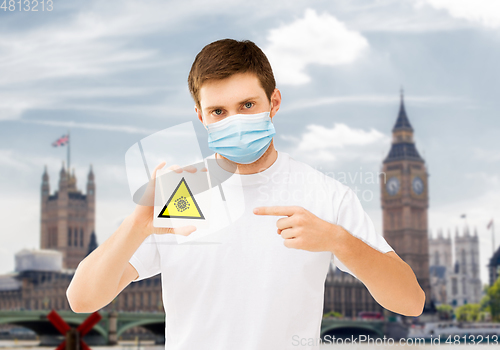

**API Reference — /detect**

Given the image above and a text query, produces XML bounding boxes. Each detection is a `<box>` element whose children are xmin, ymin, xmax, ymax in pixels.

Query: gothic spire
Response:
<box><xmin>392</xmin><ymin>87</ymin><xmax>414</xmax><ymax>132</ymax></box>
<box><xmin>383</xmin><ymin>88</ymin><xmax>423</xmax><ymax>164</ymax></box>
<box><xmin>87</xmin><ymin>164</ymin><xmax>94</xmax><ymax>182</ymax></box>
<box><xmin>59</xmin><ymin>161</ymin><xmax>67</xmax><ymax>181</ymax></box>
<box><xmin>42</xmin><ymin>165</ymin><xmax>49</xmax><ymax>182</ymax></box>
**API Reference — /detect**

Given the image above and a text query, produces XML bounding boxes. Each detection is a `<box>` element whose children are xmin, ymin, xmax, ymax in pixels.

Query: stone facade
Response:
<box><xmin>40</xmin><ymin>163</ymin><xmax>95</xmax><ymax>269</ymax></box>
<box><xmin>428</xmin><ymin>229</ymin><xmax>452</xmax><ymax>305</ymax></box>
<box><xmin>380</xmin><ymin>91</ymin><xmax>432</xmax><ymax>314</ymax></box>
<box><xmin>428</xmin><ymin>226</ymin><xmax>482</xmax><ymax>306</ymax></box>
<box><xmin>0</xmin><ymin>268</ymin><xmax>163</xmax><ymax>313</ymax></box>
<box><xmin>323</xmin><ymin>263</ymin><xmax>383</xmax><ymax>318</ymax></box>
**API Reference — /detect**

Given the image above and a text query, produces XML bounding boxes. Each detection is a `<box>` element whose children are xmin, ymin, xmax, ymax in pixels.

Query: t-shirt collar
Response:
<box><xmin>206</xmin><ymin>150</ymin><xmax>288</xmax><ymax>187</ymax></box>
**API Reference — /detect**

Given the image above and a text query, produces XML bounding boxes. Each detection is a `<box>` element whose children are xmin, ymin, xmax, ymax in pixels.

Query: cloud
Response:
<box><xmin>0</xmin><ymin>19</ymin><xmax>159</xmax><ymax>86</ymax></box>
<box><xmin>323</xmin><ymin>0</ymin><xmax>479</xmax><ymax>32</ymax></box>
<box><xmin>416</xmin><ymin>0</ymin><xmax>500</xmax><ymax>29</ymax></box>
<box><xmin>18</xmin><ymin>119</ymin><xmax>159</xmax><ymax>135</ymax></box>
<box><xmin>0</xmin><ymin>149</ymin><xmax>61</xmax><ymax>172</ymax></box>
<box><xmin>464</xmin><ymin>172</ymin><xmax>500</xmax><ymax>187</ymax></box>
<box><xmin>264</xmin><ymin>8</ymin><xmax>369</xmax><ymax>85</ymax></box>
<box><xmin>280</xmin><ymin>94</ymin><xmax>465</xmax><ymax>113</ymax></box>
<box><xmin>473</xmin><ymin>147</ymin><xmax>500</xmax><ymax>163</ymax></box>
<box><xmin>0</xmin><ymin>81</ymin><xmax>193</xmax><ymax>121</ymax></box>
<box><xmin>0</xmin><ymin>0</ymin><xmax>304</xmax><ymax>88</ymax></box>
<box><xmin>0</xmin><ymin>0</ymin><xmax>228</xmax><ymax>120</ymax></box>
<box><xmin>0</xmin><ymin>150</ymin><xmax>31</xmax><ymax>171</ymax></box>
<box><xmin>281</xmin><ymin>122</ymin><xmax>390</xmax><ymax>163</ymax></box>
<box><xmin>0</xmin><ymin>0</ymin><xmax>302</xmax><ymax>120</ymax></box>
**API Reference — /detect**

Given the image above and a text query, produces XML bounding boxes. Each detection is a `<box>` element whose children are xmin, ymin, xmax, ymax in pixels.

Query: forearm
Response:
<box><xmin>330</xmin><ymin>226</ymin><xmax>425</xmax><ymax>316</ymax></box>
<box><xmin>66</xmin><ymin>215</ymin><xmax>148</xmax><ymax>312</ymax></box>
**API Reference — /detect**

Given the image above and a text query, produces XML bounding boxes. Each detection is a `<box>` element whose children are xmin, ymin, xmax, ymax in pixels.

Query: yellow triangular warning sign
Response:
<box><xmin>158</xmin><ymin>177</ymin><xmax>205</xmax><ymax>219</ymax></box>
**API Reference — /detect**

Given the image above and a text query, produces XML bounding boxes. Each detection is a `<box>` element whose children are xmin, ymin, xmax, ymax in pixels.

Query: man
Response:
<box><xmin>67</xmin><ymin>39</ymin><xmax>424</xmax><ymax>349</ymax></box>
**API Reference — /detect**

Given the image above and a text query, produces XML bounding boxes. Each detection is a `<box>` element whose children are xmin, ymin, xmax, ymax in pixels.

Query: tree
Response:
<box><xmin>436</xmin><ymin>304</ymin><xmax>453</xmax><ymax>320</ymax></box>
<box><xmin>455</xmin><ymin>303</ymin><xmax>480</xmax><ymax>322</ymax></box>
<box><xmin>486</xmin><ymin>277</ymin><xmax>500</xmax><ymax>322</ymax></box>
<box><xmin>323</xmin><ymin>311</ymin><xmax>343</xmax><ymax>319</ymax></box>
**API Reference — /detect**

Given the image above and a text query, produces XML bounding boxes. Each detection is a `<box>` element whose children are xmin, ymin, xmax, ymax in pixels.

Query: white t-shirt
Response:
<box><xmin>129</xmin><ymin>150</ymin><xmax>393</xmax><ymax>350</ymax></box>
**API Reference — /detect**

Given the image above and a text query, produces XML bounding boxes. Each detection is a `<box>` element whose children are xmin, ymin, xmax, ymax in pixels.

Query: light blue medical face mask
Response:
<box><xmin>202</xmin><ymin>108</ymin><xmax>276</xmax><ymax>164</ymax></box>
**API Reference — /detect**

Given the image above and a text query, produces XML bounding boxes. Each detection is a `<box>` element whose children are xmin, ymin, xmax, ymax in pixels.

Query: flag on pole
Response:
<box><xmin>487</xmin><ymin>219</ymin><xmax>494</xmax><ymax>229</ymax></box>
<box><xmin>460</xmin><ymin>214</ymin><xmax>466</xmax><ymax>218</ymax></box>
<box><xmin>52</xmin><ymin>134</ymin><xmax>69</xmax><ymax>147</ymax></box>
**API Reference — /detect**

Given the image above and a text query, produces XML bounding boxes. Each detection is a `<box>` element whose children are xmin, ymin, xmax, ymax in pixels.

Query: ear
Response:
<box><xmin>270</xmin><ymin>88</ymin><xmax>281</xmax><ymax>120</ymax></box>
<box><xmin>195</xmin><ymin>105</ymin><xmax>204</xmax><ymax>124</ymax></box>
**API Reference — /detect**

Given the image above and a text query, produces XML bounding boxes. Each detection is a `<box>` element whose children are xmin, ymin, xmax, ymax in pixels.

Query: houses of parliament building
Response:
<box><xmin>0</xmin><ymin>93</ymin><xmax>497</xmax><ymax>321</ymax></box>
<box><xmin>0</xmin><ymin>164</ymin><xmax>163</xmax><ymax>313</ymax></box>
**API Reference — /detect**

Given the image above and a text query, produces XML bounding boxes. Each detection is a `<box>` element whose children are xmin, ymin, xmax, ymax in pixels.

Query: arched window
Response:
<box><xmin>80</xmin><ymin>228</ymin><xmax>84</xmax><ymax>247</ymax></box>
<box><xmin>74</xmin><ymin>229</ymin><xmax>78</xmax><ymax>247</ymax></box>
<box><xmin>68</xmin><ymin>228</ymin><xmax>72</xmax><ymax>246</ymax></box>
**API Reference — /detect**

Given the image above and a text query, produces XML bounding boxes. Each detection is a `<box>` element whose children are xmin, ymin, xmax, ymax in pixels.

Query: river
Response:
<box><xmin>1</xmin><ymin>339</ymin><xmax>497</xmax><ymax>349</ymax></box>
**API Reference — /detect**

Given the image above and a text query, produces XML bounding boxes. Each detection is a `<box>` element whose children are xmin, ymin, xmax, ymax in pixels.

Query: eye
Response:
<box><xmin>212</xmin><ymin>109</ymin><xmax>223</xmax><ymax>116</ymax></box>
<box><xmin>244</xmin><ymin>102</ymin><xmax>253</xmax><ymax>109</ymax></box>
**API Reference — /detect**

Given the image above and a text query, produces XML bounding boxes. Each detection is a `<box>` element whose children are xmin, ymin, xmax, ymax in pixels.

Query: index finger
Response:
<box><xmin>253</xmin><ymin>206</ymin><xmax>301</xmax><ymax>216</ymax></box>
<box><xmin>151</xmin><ymin>161</ymin><xmax>167</xmax><ymax>179</ymax></box>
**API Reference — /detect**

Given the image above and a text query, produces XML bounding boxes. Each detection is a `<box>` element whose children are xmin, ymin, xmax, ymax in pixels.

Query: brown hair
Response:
<box><xmin>188</xmin><ymin>39</ymin><xmax>276</xmax><ymax>111</ymax></box>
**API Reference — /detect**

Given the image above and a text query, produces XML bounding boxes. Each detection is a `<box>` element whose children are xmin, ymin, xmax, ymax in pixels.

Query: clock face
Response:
<box><xmin>412</xmin><ymin>176</ymin><xmax>424</xmax><ymax>195</ymax></box>
<box><xmin>386</xmin><ymin>177</ymin><xmax>400</xmax><ymax>196</ymax></box>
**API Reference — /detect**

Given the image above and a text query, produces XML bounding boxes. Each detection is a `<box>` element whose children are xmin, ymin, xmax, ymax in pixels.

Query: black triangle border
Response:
<box><xmin>157</xmin><ymin>177</ymin><xmax>205</xmax><ymax>220</ymax></box>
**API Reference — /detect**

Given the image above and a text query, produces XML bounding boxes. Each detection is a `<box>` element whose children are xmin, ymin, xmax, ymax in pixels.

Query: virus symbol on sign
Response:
<box><xmin>174</xmin><ymin>196</ymin><xmax>190</xmax><ymax>212</ymax></box>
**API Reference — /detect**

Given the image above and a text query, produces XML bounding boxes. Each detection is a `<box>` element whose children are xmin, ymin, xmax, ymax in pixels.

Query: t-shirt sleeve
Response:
<box><xmin>332</xmin><ymin>187</ymin><xmax>394</xmax><ymax>279</ymax></box>
<box><xmin>128</xmin><ymin>234</ymin><xmax>161</xmax><ymax>282</ymax></box>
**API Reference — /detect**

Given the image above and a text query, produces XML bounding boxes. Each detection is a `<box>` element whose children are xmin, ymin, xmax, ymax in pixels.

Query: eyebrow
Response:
<box><xmin>204</xmin><ymin>96</ymin><xmax>261</xmax><ymax>112</ymax></box>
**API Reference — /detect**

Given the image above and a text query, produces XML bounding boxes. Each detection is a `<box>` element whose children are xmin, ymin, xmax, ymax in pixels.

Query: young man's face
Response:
<box><xmin>195</xmin><ymin>72</ymin><xmax>280</xmax><ymax>126</ymax></box>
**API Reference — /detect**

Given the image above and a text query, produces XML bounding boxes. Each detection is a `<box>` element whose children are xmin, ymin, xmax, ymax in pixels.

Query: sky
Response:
<box><xmin>1</xmin><ymin>0</ymin><xmax>499</xmax><ymax>288</ymax></box>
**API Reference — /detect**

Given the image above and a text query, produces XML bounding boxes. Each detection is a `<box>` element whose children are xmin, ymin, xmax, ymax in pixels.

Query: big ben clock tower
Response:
<box><xmin>381</xmin><ymin>90</ymin><xmax>432</xmax><ymax>317</ymax></box>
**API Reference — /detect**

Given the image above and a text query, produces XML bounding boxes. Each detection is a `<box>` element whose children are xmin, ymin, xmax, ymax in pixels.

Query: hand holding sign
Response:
<box><xmin>253</xmin><ymin>206</ymin><xmax>338</xmax><ymax>252</ymax></box>
<box><xmin>131</xmin><ymin>162</ymin><xmax>207</xmax><ymax>238</ymax></box>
